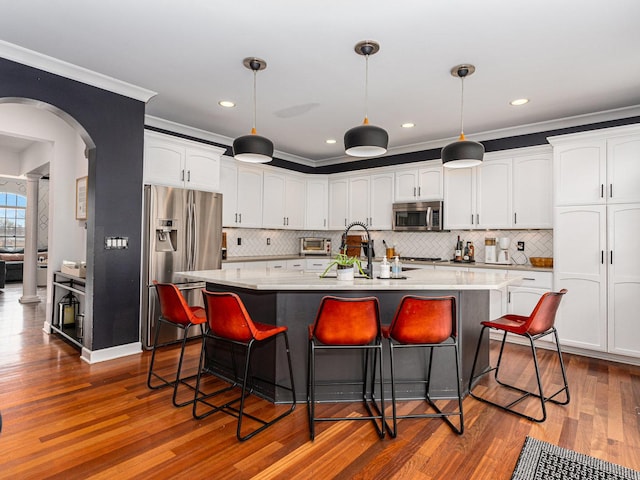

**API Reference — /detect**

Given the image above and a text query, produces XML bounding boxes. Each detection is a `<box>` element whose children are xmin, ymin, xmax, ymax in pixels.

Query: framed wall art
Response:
<box><xmin>76</xmin><ymin>176</ymin><xmax>88</xmax><ymax>220</ymax></box>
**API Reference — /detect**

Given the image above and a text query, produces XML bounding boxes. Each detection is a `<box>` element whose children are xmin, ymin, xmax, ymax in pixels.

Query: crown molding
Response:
<box><xmin>0</xmin><ymin>40</ymin><xmax>156</xmax><ymax>102</ymax></box>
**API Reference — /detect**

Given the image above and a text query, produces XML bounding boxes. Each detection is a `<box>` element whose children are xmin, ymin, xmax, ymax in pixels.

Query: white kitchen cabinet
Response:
<box><xmin>551</xmin><ymin>126</ymin><xmax>640</xmax><ymax>359</ymax></box>
<box><xmin>394</xmin><ymin>163</ymin><xmax>443</xmax><ymax>202</ymax></box>
<box><xmin>507</xmin><ymin>271</ymin><xmax>553</xmax><ymax>317</ymax></box>
<box><xmin>443</xmin><ymin>167</ymin><xmax>475</xmax><ymax>229</ymax></box>
<box><xmin>262</xmin><ymin>170</ymin><xmax>306</xmax><ymax>229</ymax></box>
<box><xmin>220</xmin><ymin>157</ymin><xmax>263</xmax><ymax>228</ymax></box>
<box><xmin>476</xmin><ymin>158</ymin><xmax>512</xmax><ymax>229</ymax></box>
<box><xmin>444</xmin><ymin>147</ymin><xmax>552</xmax><ymax>230</ymax></box>
<box><xmin>286</xmin><ymin>259</ymin><xmax>305</xmax><ymax>271</ymax></box>
<box><xmin>474</xmin><ymin>267</ymin><xmax>509</xmax><ymax>321</ymax></box>
<box><xmin>329</xmin><ymin>171</ymin><xmax>394</xmax><ymax>230</ymax></box>
<box><xmin>512</xmin><ymin>153</ymin><xmax>553</xmax><ymax>228</ymax></box>
<box><xmin>369</xmin><ymin>172</ymin><xmax>394</xmax><ymax>229</ymax></box>
<box><xmin>305</xmin><ymin>176</ymin><xmax>329</xmax><ymax>229</ymax></box>
<box><xmin>144</xmin><ymin>131</ymin><xmax>224</xmax><ymax>192</ymax></box>
<box><xmin>305</xmin><ymin>258</ymin><xmax>331</xmax><ymax>272</ymax></box>
<box><xmin>552</xmin><ymin>129</ymin><xmax>640</xmax><ymax>206</ymax></box>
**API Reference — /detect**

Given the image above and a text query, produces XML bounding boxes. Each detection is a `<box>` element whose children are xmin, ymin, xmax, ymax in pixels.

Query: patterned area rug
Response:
<box><xmin>511</xmin><ymin>437</ymin><xmax>639</xmax><ymax>480</ymax></box>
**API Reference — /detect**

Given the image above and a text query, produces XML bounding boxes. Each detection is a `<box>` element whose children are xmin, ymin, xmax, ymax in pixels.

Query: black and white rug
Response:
<box><xmin>511</xmin><ymin>436</ymin><xmax>639</xmax><ymax>480</ymax></box>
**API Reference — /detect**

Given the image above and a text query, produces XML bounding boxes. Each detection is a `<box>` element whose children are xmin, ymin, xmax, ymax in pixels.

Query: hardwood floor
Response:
<box><xmin>0</xmin><ymin>282</ymin><xmax>639</xmax><ymax>479</ymax></box>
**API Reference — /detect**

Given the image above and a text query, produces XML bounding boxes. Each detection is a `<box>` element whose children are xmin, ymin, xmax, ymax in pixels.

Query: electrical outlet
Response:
<box><xmin>237</xmin><ymin>237</ymin><xmax>242</xmax><ymax>246</ymax></box>
<box><xmin>517</xmin><ymin>241</ymin><xmax>525</xmax><ymax>251</ymax></box>
<box><xmin>267</xmin><ymin>238</ymin><xmax>271</xmax><ymax>245</ymax></box>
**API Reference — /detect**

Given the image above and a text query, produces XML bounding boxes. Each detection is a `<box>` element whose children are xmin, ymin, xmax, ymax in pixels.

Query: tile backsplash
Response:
<box><xmin>224</xmin><ymin>228</ymin><xmax>553</xmax><ymax>265</ymax></box>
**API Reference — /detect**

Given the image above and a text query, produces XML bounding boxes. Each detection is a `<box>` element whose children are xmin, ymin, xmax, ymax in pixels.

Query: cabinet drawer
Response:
<box><xmin>508</xmin><ymin>270</ymin><xmax>552</xmax><ymax>289</ymax></box>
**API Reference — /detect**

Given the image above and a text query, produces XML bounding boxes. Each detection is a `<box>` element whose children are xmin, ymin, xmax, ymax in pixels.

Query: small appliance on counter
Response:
<box><xmin>300</xmin><ymin>237</ymin><xmax>332</xmax><ymax>255</ymax></box>
<box><xmin>485</xmin><ymin>237</ymin><xmax>511</xmax><ymax>264</ymax></box>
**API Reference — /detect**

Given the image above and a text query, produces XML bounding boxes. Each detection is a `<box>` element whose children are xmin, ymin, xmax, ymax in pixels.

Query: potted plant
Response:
<box><xmin>320</xmin><ymin>253</ymin><xmax>368</xmax><ymax>280</ymax></box>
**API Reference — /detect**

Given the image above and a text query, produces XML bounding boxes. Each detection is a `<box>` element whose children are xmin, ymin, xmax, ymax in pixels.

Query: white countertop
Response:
<box><xmin>177</xmin><ymin>267</ymin><xmax>521</xmax><ymax>291</ymax></box>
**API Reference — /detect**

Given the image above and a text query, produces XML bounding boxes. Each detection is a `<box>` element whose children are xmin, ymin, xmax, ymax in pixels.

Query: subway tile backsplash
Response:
<box><xmin>224</xmin><ymin>228</ymin><xmax>553</xmax><ymax>265</ymax></box>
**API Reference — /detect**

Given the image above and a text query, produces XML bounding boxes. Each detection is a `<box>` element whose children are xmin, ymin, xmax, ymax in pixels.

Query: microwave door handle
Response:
<box><xmin>426</xmin><ymin>206</ymin><xmax>432</xmax><ymax>229</ymax></box>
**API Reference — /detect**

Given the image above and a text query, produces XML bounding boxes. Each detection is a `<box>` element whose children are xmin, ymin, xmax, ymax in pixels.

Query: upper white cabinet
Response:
<box><xmin>444</xmin><ymin>146</ymin><xmax>552</xmax><ymax>230</ymax></box>
<box><xmin>328</xmin><ymin>171</ymin><xmax>394</xmax><ymax>230</ymax></box>
<box><xmin>552</xmin><ymin>129</ymin><xmax>640</xmax><ymax>206</ymax></box>
<box><xmin>394</xmin><ymin>162</ymin><xmax>443</xmax><ymax>202</ymax></box>
<box><xmin>305</xmin><ymin>176</ymin><xmax>329</xmax><ymax>230</ymax></box>
<box><xmin>220</xmin><ymin>157</ymin><xmax>263</xmax><ymax>228</ymax></box>
<box><xmin>144</xmin><ymin>130</ymin><xmax>224</xmax><ymax>192</ymax></box>
<box><xmin>262</xmin><ymin>169</ymin><xmax>306</xmax><ymax>229</ymax></box>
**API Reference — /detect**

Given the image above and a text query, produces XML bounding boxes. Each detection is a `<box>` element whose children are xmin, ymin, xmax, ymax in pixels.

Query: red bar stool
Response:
<box><xmin>307</xmin><ymin>296</ymin><xmax>385</xmax><ymax>440</ymax></box>
<box><xmin>192</xmin><ymin>291</ymin><xmax>296</xmax><ymax>441</ymax></box>
<box><xmin>383</xmin><ymin>295</ymin><xmax>463</xmax><ymax>437</ymax></box>
<box><xmin>468</xmin><ymin>289</ymin><xmax>570</xmax><ymax>422</ymax></box>
<box><xmin>147</xmin><ymin>281</ymin><xmax>206</xmax><ymax>407</ymax></box>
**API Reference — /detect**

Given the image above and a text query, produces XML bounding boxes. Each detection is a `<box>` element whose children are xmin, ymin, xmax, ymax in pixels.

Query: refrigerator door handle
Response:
<box><xmin>185</xmin><ymin>190</ymin><xmax>195</xmax><ymax>271</ymax></box>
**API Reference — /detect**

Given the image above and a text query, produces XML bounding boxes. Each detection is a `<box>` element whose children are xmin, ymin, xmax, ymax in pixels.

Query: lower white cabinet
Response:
<box><xmin>554</xmin><ymin>204</ymin><xmax>640</xmax><ymax>358</ymax></box>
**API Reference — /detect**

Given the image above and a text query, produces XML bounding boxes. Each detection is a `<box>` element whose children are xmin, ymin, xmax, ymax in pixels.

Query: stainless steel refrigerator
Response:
<box><xmin>141</xmin><ymin>184</ymin><xmax>222</xmax><ymax>349</ymax></box>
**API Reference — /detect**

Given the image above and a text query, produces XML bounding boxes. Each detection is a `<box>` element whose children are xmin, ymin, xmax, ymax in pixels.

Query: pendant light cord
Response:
<box><xmin>459</xmin><ymin>75</ymin><xmax>465</xmax><ymax>140</ymax></box>
<box><xmin>364</xmin><ymin>53</ymin><xmax>369</xmax><ymax>124</ymax></box>
<box><xmin>252</xmin><ymin>69</ymin><xmax>257</xmax><ymax>134</ymax></box>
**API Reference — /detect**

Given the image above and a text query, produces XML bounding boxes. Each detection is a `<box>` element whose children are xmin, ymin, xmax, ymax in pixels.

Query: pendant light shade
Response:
<box><xmin>233</xmin><ymin>57</ymin><xmax>273</xmax><ymax>163</ymax></box>
<box><xmin>442</xmin><ymin>64</ymin><xmax>484</xmax><ymax>169</ymax></box>
<box><xmin>344</xmin><ymin>41</ymin><xmax>388</xmax><ymax>158</ymax></box>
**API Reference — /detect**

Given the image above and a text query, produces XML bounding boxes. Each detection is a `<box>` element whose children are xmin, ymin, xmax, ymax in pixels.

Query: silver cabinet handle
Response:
<box><xmin>324</xmin><ymin>218</ymin><xmax>326</xmax><ymax>227</ymax></box>
<box><xmin>609</xmin><ymin>184</ymin><xmax>613</xmax><ymax>198</ymax></box>
<box><xmin>471</xmin><ymin>214</ymin><xmax>474</xmax><ymax>224</ymax></box>
<box><xmin>418</xmin><ymin>186</ymin><xmax>421</xmax><ymax>197</ymax></box>
<box><xmin>238</xmin><ymin>213</ymin><xmax>242</xmax><ymax>223</ymax></box>
<box><xmin>476</xmin><ymin>214</ymin><xmax>479</xmax><ymax>224</ymax></box>
<box><xmin>413</xmin><ymin>187</ymin><xmax>416</xmax><ymax>197</ymax></box>
<box><xmin>235</xmin><ymin>213</ymin><xmax>238</xmax><ymax>223</ymax></box>
<box><xmin>187</xmin><ymin>170</ymin><xmax>191</xmax><ymax>182</ymax></box>
<box><xmin>181</xmin><ymin>169</ymin><xmax>185</xmax><ymax>181</ymax></box>
<box><xmin>514</xmin><ymin>212</ymin><xmax>517</xmax><ymax>224</ymax></box>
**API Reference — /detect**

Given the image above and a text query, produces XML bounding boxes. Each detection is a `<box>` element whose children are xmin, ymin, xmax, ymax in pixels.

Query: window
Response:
<box><xmin>0</xmin><ymin>193</ymin><xmax>27</xmax><ymax>251</ymax></box>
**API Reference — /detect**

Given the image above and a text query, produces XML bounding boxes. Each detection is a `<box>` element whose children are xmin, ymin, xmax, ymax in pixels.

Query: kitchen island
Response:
<box><xmin>177</xmin><ymin>268</ymin><xmax>520</xmax><ymax>402</ymax></box>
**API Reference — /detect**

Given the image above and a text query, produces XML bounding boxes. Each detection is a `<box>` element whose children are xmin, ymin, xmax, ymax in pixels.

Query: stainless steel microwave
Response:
<box><xmin>392</xmin><ymin>201</ymin><xmax>444</xmax><ymax>231</ymax></box>
<box><xmin>300</xmin><ymin>237</ymin><xmax>332</xmax><ymax>255</ymax></box>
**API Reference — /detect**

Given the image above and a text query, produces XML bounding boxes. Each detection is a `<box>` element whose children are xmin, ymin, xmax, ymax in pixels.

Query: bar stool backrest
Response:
<box><xmin>387</xmin><ymin>296</ymin><xmax>456</xmax><ymax>344</ymax></box>
<box><xmin>201</xmin><ymin>290</ymin><xmax>258</xmax><ymax>342</ymax></box>
<box><xmin>525</xmin><ymin>288</ymin><xmax>568</xmax><ymax>335</ymax></box>
<box><xmin>311</xmin><ymin>296</ymin><xmax>381</xmax><ymax>345</ymax></box>
<box><xmin>154</xmin><ymin>281</ymin><xmax>202</xmax><ymax>326</ymax></box>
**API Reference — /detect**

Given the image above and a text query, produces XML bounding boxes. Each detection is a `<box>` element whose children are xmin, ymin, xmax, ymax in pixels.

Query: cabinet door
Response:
<box><xmin>184</xmin><ymin>146</ymin><xmax>221</xmax><ymax>192</ymax></box>
<box><xmin>370</xmin><ymin>172</ymin><xmax>394</xmax><ymax>229</ymax></box>
<box><xmin>305</xmin><ymin>177</ymin><xmax>328</xmax><ymax>229</ymax></box>
<box><xmin>418</xmin><ymin>166</ymin><xmax>443</xmax><ymax>200</ymax></box>
<box><xmin>607</xmin><ymin>134</ymin><xmax>640</xmax><ymax>204</ymax></box>
<box><xmin>349</xmin><ymin>175</ymin><xmax>371</xmax><ymax>225</ymax></box>
<box><xmin>553</xmin><ymin>141</ymin><xmax>606</xmax><ymax>206</ymax></box>
<box><xmin>553</xmin><ymin>206</ymin><xmax>607</xmax><ymax>351</ymax></box>
<box><xmin>443</xmin><ymin>168</ymin><xmax>475</xmax><ymax>229</ymax></box>
<box><xmin>328</xmin><ymin>178</ymin><xmax>349</xmax><ymax>229</ymax></box>
<box><xmin>236</xmin><ymin>166</ymin><xmax>263</xmax><ymax>228</ymax></box>
<box><xmin>508</xmin><ymin>287</ymin><xmax>546</xmax><ymax>316</ymax></box>
<box><xmin>144</xmin><ymin>136</ymin><xmax>185</xmax><ymax>187</ymax></box>
<box><xmin>220</xmin><ymin>158</ymin><xmax>238</xmax><ymax>227</ymax></box>
<box><xmin>476</xmin><ymin>159</ymin><xmax>511</xmax><ymax>229</ymax></box>
<box><xmin>394</xmin><ymin>169</ymin><xmax>419</xmax><ymax>202</ymax></box>
<box><xmin>607</xmin><ymin>204</ymin><xmax>640</xmax><ymax>357</ymax></box>
<box><xmin>262</xmin><ymin>171</ymin><xmax>287</xmax><ymax>228</ymax></box>
<box><xmin>512</xmin><ymin>154</ymin><xmax>553</xmax><ymax>228</ymax></box>
<box><xmin>285</xmin><ymin>175</ymin><xmax>306</xmax><ymax>229</ymax></box>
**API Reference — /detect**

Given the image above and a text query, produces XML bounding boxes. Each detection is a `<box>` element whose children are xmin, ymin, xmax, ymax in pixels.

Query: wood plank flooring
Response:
<box><xmin>0</xmin><ymin>283</ymin><xmax>639</xmax><ymax>479</ymax></box>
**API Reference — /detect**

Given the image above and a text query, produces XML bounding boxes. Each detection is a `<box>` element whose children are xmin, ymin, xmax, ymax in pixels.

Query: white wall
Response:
<box><xmin>0</xmin><ymin>103</ymin><xmax>87</xmax><ymax>314</ymax></box>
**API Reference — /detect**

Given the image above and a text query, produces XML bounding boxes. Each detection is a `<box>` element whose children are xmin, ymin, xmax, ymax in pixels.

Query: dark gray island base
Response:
<box><xmin>201</xmin><ymin>284</ymin><xmax>491</xmax><ymax>403</ymax></box>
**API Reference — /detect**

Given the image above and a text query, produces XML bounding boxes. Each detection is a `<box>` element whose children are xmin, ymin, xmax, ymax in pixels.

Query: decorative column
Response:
<box><xmin>20</xmin><ymin>173</ymin><xmax>41</xmax><ymax>304</ymax></box>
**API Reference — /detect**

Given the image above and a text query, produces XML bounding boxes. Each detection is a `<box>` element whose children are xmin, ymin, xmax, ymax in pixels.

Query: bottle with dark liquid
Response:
<box><xmin>454</xmin><ymin>235</ymin><xmax>463</xmax><ymax>261</ymax></box>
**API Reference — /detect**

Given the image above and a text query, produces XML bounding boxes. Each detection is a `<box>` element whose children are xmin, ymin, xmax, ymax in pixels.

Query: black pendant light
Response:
<box><xmin>233</xmin><ymin>57</ymin><xmax>274</xmax><ymax>163</ymax></box>
<box><xmin>344</xmin><ymin>40</ymin><xmax>388</xmax><ymax>158</ymax></box>
<box><xmin>442</xmin><ymin>64</ymin><xmax>484</xmax><ymax>169</ymax></box>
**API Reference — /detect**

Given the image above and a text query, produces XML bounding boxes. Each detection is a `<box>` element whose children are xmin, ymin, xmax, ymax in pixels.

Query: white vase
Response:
<box><xmin>336</xmin><ymin>265</ymin><xmax>354</xmax><ymax>281</ymax></box>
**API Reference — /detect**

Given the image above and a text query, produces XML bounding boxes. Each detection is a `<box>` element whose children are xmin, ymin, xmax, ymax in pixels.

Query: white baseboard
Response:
<box><xmin>81</xmin><ymin>342</ymin><xmax>142</xmax><ymax>364</ymax></box>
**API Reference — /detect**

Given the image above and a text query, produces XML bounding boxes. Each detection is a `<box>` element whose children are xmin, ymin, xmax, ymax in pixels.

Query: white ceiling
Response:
<box><xmin>0</xmin><ymin>0</ymin><xmax>639</xmax><ymax>166</ymax></box>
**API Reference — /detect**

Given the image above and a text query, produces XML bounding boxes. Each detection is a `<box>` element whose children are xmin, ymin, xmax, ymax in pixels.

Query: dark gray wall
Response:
<box><xmin>0</xmin><ymin>57</ymin><xmax>145</xmax><ymax>350</ymax></box>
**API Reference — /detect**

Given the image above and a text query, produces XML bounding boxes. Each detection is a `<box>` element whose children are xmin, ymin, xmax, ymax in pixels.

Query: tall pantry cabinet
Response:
<box><xmin>549</xmin><ymin>125</ymin><xmax>640</xmax><ymax>360</ymax></box>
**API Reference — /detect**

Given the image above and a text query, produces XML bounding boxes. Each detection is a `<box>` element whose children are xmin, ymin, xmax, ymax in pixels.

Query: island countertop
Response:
<box><xmin>176</xmin><ymin>267</ymin><xmax>521</xmax><ymax>291</ymax></box>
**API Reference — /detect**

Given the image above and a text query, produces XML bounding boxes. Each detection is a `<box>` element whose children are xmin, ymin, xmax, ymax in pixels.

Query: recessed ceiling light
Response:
<box><xmin>510</xmin><ymin>98</ymin><xmax>529</xmax><ymax>106</ymax></box>
<box><xmin>218</xmin><ymin>100</ymin><xmax>235</xmax><ymax>108</ymax></box>
<box><xmin>325</xmin><ymin>139</ymin><xmax>337</xmax><ymax>144</ymax></box>
<box><xmin>401</xmin><ymin>123</ymin><xmax>415</xmax><ymax>128</ymax></box>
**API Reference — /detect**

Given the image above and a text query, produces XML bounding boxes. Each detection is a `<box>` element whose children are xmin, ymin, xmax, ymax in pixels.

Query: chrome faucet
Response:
<box><xmin>340</xmin><ymin>221</ymin><xmax>374</xmax><ymax>279</ymax></box>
